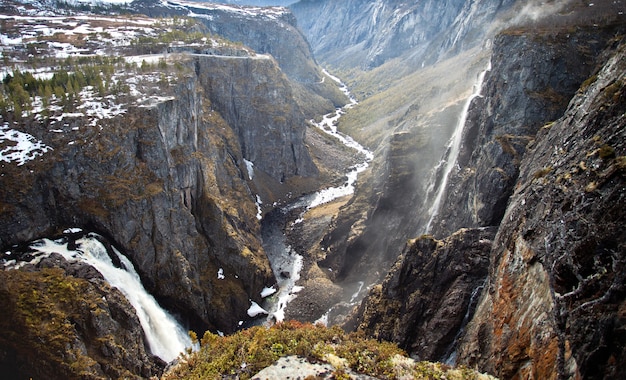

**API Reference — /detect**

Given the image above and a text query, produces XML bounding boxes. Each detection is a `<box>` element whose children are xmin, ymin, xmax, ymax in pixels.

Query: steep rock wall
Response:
<box><xmin>291</xmin><ymin>0</ymin><xmax>514</xmax><ymax>70</ymax></box>
<box><xmin>456</xmin><ymin>40</ymin><xmax>626</xmax><ymax>380</ymax></box>
<box><xmin>350</xmin><ymin>227</ymin><xmax>496</xmax><ymax>361</ymax></box>
<box><xmin>195</xmin><ymin>55</ymin><xmax>317</xmax><ymax>182</ymax></box>
<box><xmin>0</xmin><ymin>52</ymin><xmax>321</xmax><ymax>334</ymax></box>
<box><xmin>429</xmin><ymin>29</ymin><xmax>609</xmax><ymax>237</ymax></box>
<box><xmin>346</xmin><ymin>12</ymin><xmax>626</xmax><ymax>375</ymax></box>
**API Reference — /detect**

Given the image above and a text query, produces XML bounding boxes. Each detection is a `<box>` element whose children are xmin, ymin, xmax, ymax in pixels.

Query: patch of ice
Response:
<box><xmin>268</xmin><ymin>252</ymin><xmax>303</xmax><ymax>323</ymax></box>
<box><xmin>291</xmin><ymin>285</ymin><xmax>304</xmax><ymax>293</ymax></box>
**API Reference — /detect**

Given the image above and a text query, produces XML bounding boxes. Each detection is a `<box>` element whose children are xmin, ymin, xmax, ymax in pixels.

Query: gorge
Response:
<box><xmin>1</xmin><ymin>0</ymin><xmax>625</xmax><ymax>379</ymax></box>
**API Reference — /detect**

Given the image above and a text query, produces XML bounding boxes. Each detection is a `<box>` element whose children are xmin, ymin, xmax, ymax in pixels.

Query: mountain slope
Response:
<box><xmin>0</xmin><ymin>3</ymin><xmax>356</xmax><ymax>376</ymax></box>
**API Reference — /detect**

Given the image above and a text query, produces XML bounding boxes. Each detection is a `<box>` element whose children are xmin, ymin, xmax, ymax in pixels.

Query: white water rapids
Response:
<box><xmin>307</xmin><ymin>70</ymin><xmax>374</xmax><ymax>209</ymax></box>
<box><xmin>15</xmin><ymin>232</ymin><xmax>193</xmax><ymax>363</ymax></box>
<box><xmin>424</xmin><ymin>63</ymin><xmax>491</xmax><ymax>232</ymax></box>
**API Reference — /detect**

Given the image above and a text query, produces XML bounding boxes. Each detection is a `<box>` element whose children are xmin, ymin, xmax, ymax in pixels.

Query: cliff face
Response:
<box><xmin>194</xmin><ymin>55</ymin><xmax>317</xmax><ymax>182</ymax></box>
<box><xmin>430</xmin><ymin>30</ymin><xmax>610</xmax><ymax>237</ymax></box>
<box><xmin>456</xmin><ymin>40</ymin><xmax>626</xmax><ymax>380</ymax></box>
<box><xmin>291</xmin><ymin>0</ymin><xmax>514</xmax><ymax>70</ymax></box>
<box><xmin>349</xmin><ymin>227</ymin><xmax>496</xmax><ymax>361</ymax></box>
<box><xmin>0</xmin><ymin>50</ymin><xmax>324</xmax><ymax>335</ymax></box>
<box><xmin>135</xmin><ymin>0</ymin><xmax>348</xmax><ymax>116</ymax></box>
<box><xmin>351</xmin><ymin>20</ymin><xmax>626</xmax><ymax>380</ymax></box>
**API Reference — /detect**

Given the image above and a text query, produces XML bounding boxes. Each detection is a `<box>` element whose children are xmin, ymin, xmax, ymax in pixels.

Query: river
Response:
<box><xmin>258</xmin><ymin>71</ymin><xmax>373</xmax><ymax>325</ymax></box>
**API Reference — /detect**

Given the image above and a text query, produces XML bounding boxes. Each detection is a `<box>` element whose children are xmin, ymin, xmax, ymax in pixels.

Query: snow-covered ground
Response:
<box><xmin>164</xmin><ymin>0</ymin><xmax>290</xmax><ymax>21</ymax></box>
<box><xmin>0</xmin><ymin>122</ymin><xmax>52</xmax><ymax>166</ymax></box>
<box><xmin>0</xmin><ymin>10</ymin><xmax>249</xmax><ymax>166</ymax></box>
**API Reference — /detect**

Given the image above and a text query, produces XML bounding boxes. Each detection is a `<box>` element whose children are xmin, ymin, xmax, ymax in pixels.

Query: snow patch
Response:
<box><xmin>261</xmin><ymin>286</ymin><xmax>277</xmax><ymax>298</ymax></box>
<box><xmin>247</xmin><ymin>301</ymin><xmax>268</xmax><ymax>317</ymax></box>
<box><xmin>255</xmin><ymin>195</ymin><xmax>263</xmax><ymax>220</ymax></box>
<box><xmin>0</xmin><ymin>122</ymin><xmax>53</xmax><ymax>166</ymax></box>
<box><xmin>244</xmin><ymin>159</ymin><xmax>254</xmax><ymax>180</ymax></box>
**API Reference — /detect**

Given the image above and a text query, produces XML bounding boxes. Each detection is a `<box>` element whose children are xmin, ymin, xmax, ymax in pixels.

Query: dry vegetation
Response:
<box><xmin>163</xmin><ymin>321</ymin><xmax>496</xmax><ymax>380</ymax></box>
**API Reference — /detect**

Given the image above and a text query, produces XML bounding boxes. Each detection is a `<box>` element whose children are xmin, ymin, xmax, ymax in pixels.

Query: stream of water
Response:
<box><xmin>260</xmin><ymin>71</ymin><xmax>373</xmax><ymax>324</ymax></box>
<box><xmin>424</xmin><ymin>63</ymin><xmax>491</xmax><ymax>232</ymax></box>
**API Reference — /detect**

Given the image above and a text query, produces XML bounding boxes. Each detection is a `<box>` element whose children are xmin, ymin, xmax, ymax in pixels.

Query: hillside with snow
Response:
<box><xmin>0</xmin><ymin>2</ymin><xmax>267</xmax><ymax>166</ymax></box>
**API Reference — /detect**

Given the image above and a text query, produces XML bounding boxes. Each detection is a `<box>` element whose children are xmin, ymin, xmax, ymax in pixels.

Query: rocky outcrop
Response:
<box><xmin>456</xmin><ymin>40</ymin><xmax>626</xmax><ymax>380</ymax></box>
<box><xmin>194</xmin><ymin>54</ymin><xmax>317</xmax><ymax>182</ymax></box>
<box><xmin>350</xmin><ymin>227</ymin><xmax>496</xmax><ymax>361</ymax></box>
<box><xmin>0</xmin><ymin>256</ymin><xmax>164</xmax><ymax>379</ymax></box>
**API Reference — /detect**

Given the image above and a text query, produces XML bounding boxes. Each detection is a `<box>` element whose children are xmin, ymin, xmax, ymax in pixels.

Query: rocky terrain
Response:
<box><xmin>0</xmin><ymin>1</ymin><xmax>355</xmax><ymax>377</ymax></box>
<box><xmin>290</xmin><ymin>0</ymin><xmax>626</xmax><ymax>379</ymax></box>
<box><xmin>1</xmin><ymin>0</ymin><xmax>625</xmax><ymax>379</ymax></box>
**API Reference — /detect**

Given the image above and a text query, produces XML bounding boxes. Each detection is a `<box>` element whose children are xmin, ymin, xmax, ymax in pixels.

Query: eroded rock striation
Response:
<box><xmin>291</xmin><ymin>0</ymin><xmax>515</xmax><ymax>70</ymax></box>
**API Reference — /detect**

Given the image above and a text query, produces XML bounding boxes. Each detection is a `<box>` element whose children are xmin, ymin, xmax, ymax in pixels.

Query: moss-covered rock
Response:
<box><xmin>0</xmin><ymin>263</ymin><xmax>163</xmax><ymax>379</ymax></box>
<box><xmin>162</xmin><ymin>321</ymin><xmax>496</xmax><ymax>380</ymax></box>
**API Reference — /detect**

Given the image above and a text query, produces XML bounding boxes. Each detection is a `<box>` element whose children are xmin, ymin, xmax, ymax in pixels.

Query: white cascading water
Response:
<box><xmin>307</xmin><ymin>70</ymin><xmax>374</xmax><ymax>209</ymax></box>
<box><xmin>28</xmin><ymin>233</ymin><xmax>193</xmax><ymax>363</ymax></box>
<box><xmin>424</xmin><ymin>63</ymin><xmax>491</xmax><ymax>232</ymax></box>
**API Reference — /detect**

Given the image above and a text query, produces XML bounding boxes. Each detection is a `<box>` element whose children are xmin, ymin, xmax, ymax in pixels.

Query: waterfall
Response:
<box><xmin>424</xmin><ymin>63</ymin><xmax>491</xmax><ymax>232</ymax></box>
<box><xmin>27</xmin><ymin>232</ymin><xmax>193</xmax><ymax>363</ymax></box>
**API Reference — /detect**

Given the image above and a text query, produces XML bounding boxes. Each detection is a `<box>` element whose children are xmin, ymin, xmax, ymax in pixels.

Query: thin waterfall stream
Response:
<box><xmin>424</xmin><ymin>63</ymin><xmax>491</xmax><ymax>233</ymax></box>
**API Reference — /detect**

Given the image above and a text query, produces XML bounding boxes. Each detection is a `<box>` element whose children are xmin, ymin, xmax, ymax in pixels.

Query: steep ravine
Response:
<box><xmin>286</xmin><ymin>1</ymin><xmax>626</xmax><ymax>378</ymax></box>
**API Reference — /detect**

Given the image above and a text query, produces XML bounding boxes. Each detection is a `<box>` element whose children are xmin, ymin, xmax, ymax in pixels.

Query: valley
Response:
<box><xmin>1</xmin><ymin>0</ymin><xmax>625</xmax><ymax>379</ymax></box>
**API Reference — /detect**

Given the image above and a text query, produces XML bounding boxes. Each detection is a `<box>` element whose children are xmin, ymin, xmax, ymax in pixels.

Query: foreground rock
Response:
<box><xmin>0</xmin><ymin>256</ymin><xmax>164</xmax><ymax>379</ymax></box>
<box><xmin>351</xmin><ymin>228</ymin><xmax>496</xmax><ymax>361</ymax></box>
